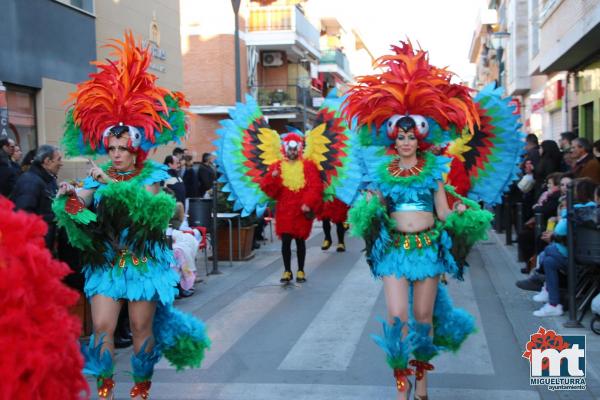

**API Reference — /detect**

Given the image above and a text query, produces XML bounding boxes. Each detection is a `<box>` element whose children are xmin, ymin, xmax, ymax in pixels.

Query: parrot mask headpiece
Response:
<box><xmin>281</xmin><ymin>132</ymin><xmax>304</xmax><ymax>160</ymax></box>
<box><xmin>343</xmin><ymin>40</ymin><xmax>480</xmax><ymax>152</ymax></box>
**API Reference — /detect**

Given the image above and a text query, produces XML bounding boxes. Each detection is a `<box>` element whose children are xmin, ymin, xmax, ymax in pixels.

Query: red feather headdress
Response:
<box><xmin>67</xmin><ymin>31</ymin><xmax>172</xmax><ymax>152</ymax></box>
<box><xmin>343</xmin><ymin>41</ymin><xmax>479</xmax><ymax>135</ymax></box>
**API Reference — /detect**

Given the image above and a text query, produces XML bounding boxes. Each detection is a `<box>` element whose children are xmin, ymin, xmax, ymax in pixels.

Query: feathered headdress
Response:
<box><xmin>281</xmin><ymin>132</ymin><xmax>304</xmax><ymax>155</ymax></box>
<box><xmin>62</xmin><ymin>31</ymin><xmax>188</xmax><ymax>164</ymax></box>
<box><xmin>343</xmin><ymin>41</ymin><xmax>479</xmax><ymax>137</ymax></box>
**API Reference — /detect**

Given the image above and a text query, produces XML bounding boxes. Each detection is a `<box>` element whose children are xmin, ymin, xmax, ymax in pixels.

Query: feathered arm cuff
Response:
<box><xmin>52</xmin><ymin>194</ymin><xmax>97</xmax><ymax>250</ymax></box>
<box><xmin>348</xmin><ymin>192</ymin><xmax>392</xmax><ymax>238</ymax></box>
<box><xmin>443</xmin><ymin>185</ymin><xmax>493</xmax><ymax>279</ymax></box>
<box><xmin>260</xmin><ymin>163</ymin><xmax>283</xmax><ymax>200</ymax></box>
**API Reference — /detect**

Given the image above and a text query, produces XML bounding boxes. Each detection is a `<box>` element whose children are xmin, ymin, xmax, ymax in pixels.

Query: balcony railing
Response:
<box><xmin>247</xmin><ymin>5</ymin><xmax>320</xmax><ymax>53</ymax></box>
<box><xmin>320</xmin><ymin>49</ymin><xmax>351</xmax><ymax>76</ymax></box>
<box><xmin>253</xmin><ymin>84</ymin><xmax>318</xmax><ymax>110</ymax></box>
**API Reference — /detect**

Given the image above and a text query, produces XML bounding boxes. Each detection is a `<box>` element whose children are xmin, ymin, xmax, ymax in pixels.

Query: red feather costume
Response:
<box><xmin>260</xmin><ymin>158</ymin><xmax>323</xmax><ymax>240</ymax></box>
<box><xmin>0</xmin><ymin>198</ymin><xmax>88</xmax><ymax>399</ymax></box>
<box><xmin>318</xmin><ymin>198</ymin><xmax>349</xmax><ymax>225</ymax></box>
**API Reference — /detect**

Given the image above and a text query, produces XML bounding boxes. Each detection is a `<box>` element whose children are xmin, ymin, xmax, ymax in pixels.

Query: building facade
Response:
<box><xmin>0</xmin><ymin>0</ymin><xmax>183</xmax><ymax>180</ymax></box>
<box><xmin>470</xmin><ymin>0</ymin><xmax>600</xmax><ymax>142</ymax></box>
<box><xmin>180</xmin><ymin>0</ymin><xmax>372</xmax><ymax>158</ymax></box>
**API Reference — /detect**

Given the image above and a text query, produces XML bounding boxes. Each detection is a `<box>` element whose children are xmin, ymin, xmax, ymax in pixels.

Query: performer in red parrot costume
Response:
<box><xmin>260</xmin><ymin>132</ymin><xmax>323</xmax><ymax>283</ymax></box>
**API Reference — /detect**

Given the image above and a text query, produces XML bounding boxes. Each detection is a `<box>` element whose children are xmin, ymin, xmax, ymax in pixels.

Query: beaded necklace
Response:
<box><xmin>387</xmin><ymin>157</ymin><xmax>425</xmax><ymax>178</ymax></box>
<box><xmin>107</xmin><ymin>166</ymin><xmax>142</xmax><ymax>182</ymax></box>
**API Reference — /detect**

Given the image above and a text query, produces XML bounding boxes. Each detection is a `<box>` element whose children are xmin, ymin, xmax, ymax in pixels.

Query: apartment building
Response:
<box><xmin>470</xmin><ymin>0</ymin><xmax>600</xmax><ymax>142</ymax></box>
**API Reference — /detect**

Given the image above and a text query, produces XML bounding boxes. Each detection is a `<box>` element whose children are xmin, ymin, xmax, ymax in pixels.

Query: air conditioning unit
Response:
<box><xmin>262</xmin><ymin>51</ymin><xmax>284</xmax><ymax>67</ymax></box>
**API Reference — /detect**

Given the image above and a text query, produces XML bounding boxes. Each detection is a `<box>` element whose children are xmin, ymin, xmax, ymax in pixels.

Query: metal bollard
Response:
<box><xmin>533</xmin><ymin>212</ymin><xmax>543</xmax><ymax>256</ymax></box>
<box><xmin>210</xmin><ymin>178</ymin><xmax>222</xmax><ymax>275</ymax></box>
<box><xmin>504</xmin><ymin>196</ymin><xmax>513</xmax><ymax>245</ymax></box>
<box><xmin>494</xmin><ymin>203</ymin><xmax>504</xmax><ymax>233</ymax></box>
<box><xmin>564</xmin><ymin>183</ymin><xmax>582</xmax><ymax>328</ymax></box>
<box><xmin>515</xmin><ymin>202</ymin><xmax>523</xmax><ymax>235</ymax></box>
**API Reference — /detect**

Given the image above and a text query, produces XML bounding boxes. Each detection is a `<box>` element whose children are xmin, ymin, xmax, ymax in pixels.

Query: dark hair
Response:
<box><xmin>33</xmin><ymin>144</ymin><xmax>58</xmax><ymax>165</ymax></box>
<box><xmin>0</xmin><ymin>136</ymin><xmax>9</xmax><ymax>148</ymax></box>
<box><xmin>593</xmin><ymin>139</ymin><xmax>600</xmax><ymax>154</ymax></box>
<box><xmin>202</xmin><ymin>152</ymin><xmax>212</xmax><ymax>163</ymax></box>
<box><xmin>22</xmin><ymin>149</ymin><xmax>37</xmax><ymax>167</ymax></box>
<box><xmin>546</xmin><ymin>172</ymin><xmax>562</xmax><ymax>186</ymax></box>
<box><xmin>173</xmin><ymin>147</ymin><xmax>185</xmax><ymax>157</ymax></box>
<box><xmin>535</xmin><ymin>140</ymin><xmax>562</xmax><ymax>181</ymax></box>
<box><xmin>526</xmin><ymin>133</ymin><xmax>539</xmax><ymax>146</ymax></box>
<box><xmin>560</xmin><ymin>172</ymin><xmax>574</xmax><ymax>180</ymax></box>
<box><xmin>164</xmin><ymin>155</ymin><xmax>176</xmax><ymax>166</ymax></box>
<box><xmin>573</xmin><ymin>137</ymin><xmax>592</xmax><ymax>154</ymax></box>
<box><xmin>573</xmin><ymin>177</ymin><xmax>597</xmax><ymax>203</ymax></box>
<box><xmin>560</xmin><ymin>131</ymin><xmax>577</xmax><ymax>142</ymax></box>
<box><xmin>183</xmin><ymin>154</ymin><xmax>193</xmax><ymax>162</ymax></box>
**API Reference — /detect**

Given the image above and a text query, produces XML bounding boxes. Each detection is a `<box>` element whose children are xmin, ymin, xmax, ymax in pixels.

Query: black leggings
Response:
<box><xmin>322</xmin><ymin>219</ymin><xmax>345</xmax><ymax>244</ymax></box>
<box><xmin>281</xmin><ymin>233</ymin><xmax>306</xmax><ymax>271</ymax></box>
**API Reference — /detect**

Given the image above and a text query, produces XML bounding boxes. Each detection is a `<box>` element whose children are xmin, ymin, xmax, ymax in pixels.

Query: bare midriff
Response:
<box><xmin>391</xmin><ymin>211</ymin><xmax>435</xmax><ymax>233</ymax></box>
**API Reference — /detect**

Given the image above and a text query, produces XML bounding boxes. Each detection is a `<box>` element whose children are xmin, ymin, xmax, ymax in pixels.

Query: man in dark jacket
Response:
<box><xmin>163</xmin><ymin>155</ymin><xmax>186</xmax><ymax>204</ymax></box>
<box><xmin>0</xmin><ymin>136</ymin><xmax>18</xmax><ymax>196</ymax></box>
<box><xmin>182</xmin><ymin>154</ymin><xmax>199</xmax><ymax>198</ymax></box>
<box><xmin>571</xmin><ymin>137</ymin><xmax>600</xmax><ymax>184</ymax></box>
<box><xmin>10</xmin><ymin>144</ymin><xmax>63</xmax><ymax>248</ymax></box>
<box><xmin>197</xmin><ymin>152</ymin><xmax>216</xmax><ymax>198</ymax></box>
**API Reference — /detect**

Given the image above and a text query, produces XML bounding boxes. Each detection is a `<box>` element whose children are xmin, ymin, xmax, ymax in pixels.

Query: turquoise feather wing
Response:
<box><xmin>214</xmin><ymin>95</ymin><xmax>277</xmax><ymax>217</ymax></box>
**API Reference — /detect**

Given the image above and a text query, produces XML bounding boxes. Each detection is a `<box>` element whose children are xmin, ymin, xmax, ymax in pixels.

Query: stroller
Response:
<box><xmin>592</xmin><ymin>294</ymin><xmax>600</xmax><ymax>335</ymax></box>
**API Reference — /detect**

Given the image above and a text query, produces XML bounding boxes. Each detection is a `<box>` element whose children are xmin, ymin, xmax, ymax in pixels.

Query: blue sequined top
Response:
<box><xmin>389</xmin><ymin>189</ymin><xmax>434</xmax><ymax>212</ymax></box>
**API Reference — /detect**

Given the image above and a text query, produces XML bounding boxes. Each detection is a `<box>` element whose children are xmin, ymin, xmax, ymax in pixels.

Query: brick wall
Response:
<box><xmin>182</xmin><ymin>34</ymin><xmax>248</xmax><ymax>105</ymax></box>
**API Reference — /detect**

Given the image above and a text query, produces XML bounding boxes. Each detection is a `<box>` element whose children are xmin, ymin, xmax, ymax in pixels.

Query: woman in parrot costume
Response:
<box><xmin>214</xmin><ymin>93</ymin><xmax>361</xmax><ymax>283</ymax></box>
<box><xmin>345</xmin><ymin>41</ymin><xmax>523</xmax><ymax>399</ymax></box>
<box><xmin>53</xmin><ymin>32</ymin><xmax>210</xmax><ymax>399</ymax></box>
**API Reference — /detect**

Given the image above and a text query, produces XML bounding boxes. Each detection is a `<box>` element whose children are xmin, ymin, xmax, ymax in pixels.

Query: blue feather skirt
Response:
<box><xmin>83</xmin><ymin>243</ymin><xmax>179</xmax><ymax>304</ymax></box>
<box><xmin>370</xmin><ymin>223</ymin><xmax>458</xmax><ymax>281</ymax></box>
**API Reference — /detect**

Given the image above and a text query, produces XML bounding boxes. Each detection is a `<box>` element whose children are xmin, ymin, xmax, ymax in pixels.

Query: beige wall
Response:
<box><xmin>538</xmin><ymin>0</ymin><xmax>600</xmax><ymax>69</ymax></box>
<box><xmin>95</xmin><ymin>0</ymin><xmax>183</xmax><ymax>91</ymax></box>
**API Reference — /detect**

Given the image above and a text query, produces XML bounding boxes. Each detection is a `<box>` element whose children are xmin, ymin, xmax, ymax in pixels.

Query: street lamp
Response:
<box><xmin>489</xmin><ymin>31</ymin><xmax>510</xmax><ymax>88</ymax></box>
<box><xmin>298</xmin><ymin>58</ymin><xmax>311</xmax><ymax>132</ymax></box>
<box><xmin>231</xmin><ymin>0</ymin><xmax>242</xmax><ymax>102</ymax></box>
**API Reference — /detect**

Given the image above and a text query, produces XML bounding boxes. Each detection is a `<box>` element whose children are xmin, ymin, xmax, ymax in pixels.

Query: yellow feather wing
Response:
<box><xmin>304</xmin><ymin>123</ymin><xmax>331</xmax><ymax>170</ymax></box>
<box><xmin>257</xmin><ymin>127</ymin><xmax>282</xmax><ymax>165</ymax></box>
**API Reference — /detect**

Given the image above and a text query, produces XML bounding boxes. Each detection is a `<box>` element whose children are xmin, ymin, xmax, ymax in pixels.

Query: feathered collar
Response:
<box><xmin>362</xmin><ymin>148</ymin><xmax>449</xmax><ymax>201</ymax></box>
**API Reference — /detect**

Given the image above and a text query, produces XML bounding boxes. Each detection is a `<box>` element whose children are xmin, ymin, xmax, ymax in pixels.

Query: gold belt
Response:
<box><xmin>114</xmin><ymin>248</ymin><xmax>148</xmax><ymax>268</ymax></box>
<box><xmin>390</xmin><ymin>226</ymin><xmax>440</xmax><ymax>250</ymax></box>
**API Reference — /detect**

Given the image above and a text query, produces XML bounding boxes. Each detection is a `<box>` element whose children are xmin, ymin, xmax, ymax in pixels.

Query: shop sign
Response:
<box><xmin>0</xmin><ymin>83</ymin><xmax>8</xmax><ymax>138</ymax></box>
<box><xmin>508</xmin><ymin>98</ymin><xmax>521</xmax><ymax>115</ymax></box>
<box><xmin>531</xmin><ymin>98</ymin><xmax>545</xmax><ymax>113</ymax></box>
<box><xmin>544</xmin><ymin>80</ymin><xmax>564</xmax><ymax>112</ymax></box>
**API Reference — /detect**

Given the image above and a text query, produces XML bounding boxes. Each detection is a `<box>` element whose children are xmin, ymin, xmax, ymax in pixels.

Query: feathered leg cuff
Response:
<box><xmin>409</xmin><ymin>321</ymin><xmax>437</xmax><ymax>380</ymax></box>
<box><xmin>81</xmin><ymin>334</ymin><xmax>115</xmax><ymax>397</ymax></box>
<box><xmin>371</xmin><ymin>317</ymin><xmax>412</xmax><ymax>370</ymax></box>
<box><xmin>130</xmin><ymin>339</ymin><xmax>161</xmax><ymax>383</ymax></box>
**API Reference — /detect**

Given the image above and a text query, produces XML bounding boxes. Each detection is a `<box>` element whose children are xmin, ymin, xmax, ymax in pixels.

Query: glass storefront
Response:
<box><xmin>5</xmin><ymin>84</ymin><xmax>37</xmax><ymax>156</ymax></box>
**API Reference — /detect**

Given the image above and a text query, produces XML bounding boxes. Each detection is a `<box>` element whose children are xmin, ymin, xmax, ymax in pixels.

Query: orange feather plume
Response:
<box><xmin>343</xmin><ymin>41</ymin><xmax>479</xmax><ymax>134</ymax></box>
<box><xmin>67</xmin><ymin>31</ymin><xmax>172</xmax><ymax>150</ymax></box>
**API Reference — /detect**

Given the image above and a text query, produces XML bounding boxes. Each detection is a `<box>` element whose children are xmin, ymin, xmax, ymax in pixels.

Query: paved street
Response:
<box><xmin>97</xmin><ymin>226</ymin><xmax>600</xmax><ymax>400</ymax></box>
